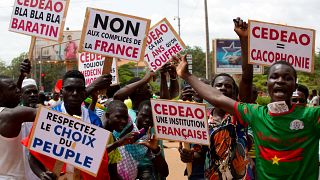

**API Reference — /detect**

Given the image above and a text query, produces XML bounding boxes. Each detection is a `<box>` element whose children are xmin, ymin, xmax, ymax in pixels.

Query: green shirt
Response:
<box><xmin>235</xmin><ymin>102</ymin><xmax>320</xmax><ymax>180</ymax></box>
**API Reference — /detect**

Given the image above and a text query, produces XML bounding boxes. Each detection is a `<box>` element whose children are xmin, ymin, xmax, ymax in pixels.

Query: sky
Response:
<box><xmin>0</xmin><ymin>0</ymin><xmax>319</xmax><ymax>65</ymax></box>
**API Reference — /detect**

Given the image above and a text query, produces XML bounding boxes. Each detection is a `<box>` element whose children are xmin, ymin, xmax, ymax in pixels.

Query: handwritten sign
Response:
<box><xmin>28</xmin><ymin>107</ymin><xmax>110</xmax><ymax>176</ymax></box>
<box><xmin>144</xmin><ymin>18</ymin><xmax>186</xmax><ymax>71</ymax></box>
<box><xmin>248</xmin><ymin>20</ymin><xmax>315</xmax><ymax>73</ymax></box>
<box><xmin>9</xmin><ymin>0</ymin><xmax>70</xmax><ymax>41</ymax></box>
<box><xmin>151</xmin><ymin>99</ymin><xmax>209</xmax><ymax>145</ymax></box>
<box><xmin>79</xmin><ymin>8</ymin><xmax>151</xmax><ymax>61</ymax></box>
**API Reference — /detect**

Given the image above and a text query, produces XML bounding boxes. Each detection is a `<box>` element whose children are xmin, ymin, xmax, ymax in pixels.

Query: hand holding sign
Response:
<box><xmin>86</xmin><ymin>74</ymin><xmax>112</xmax><ymax>95</ymax></box>
<box><xmin>40</xmin><ymin>170</ymin><xmax>56</xmax><ymax>180</ymax></box>
<box><xmin>174</xmin><ymin>54</ymin><xmax>190</xmax><ymax>79</ymax></box>
<box><xmin>142</xmin><ymin>70</ymin><xmax>156</xmax><ymax>83</ymax></box>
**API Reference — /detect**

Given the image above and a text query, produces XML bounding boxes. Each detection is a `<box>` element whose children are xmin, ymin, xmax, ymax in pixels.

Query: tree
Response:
<box><xmin>118</xmin><ymin>62</ymin><xmax>136</xmax><ymax>86</ymax></box>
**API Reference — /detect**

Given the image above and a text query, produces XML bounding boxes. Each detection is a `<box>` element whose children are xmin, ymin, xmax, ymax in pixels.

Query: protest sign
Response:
<box><xmin>79</xmin><ymin>52</ymin><xmax>118</xmax><ymax>86</ymax></box>
<box><xmin>150</xmin><ymin>99</ymin><xmax>209</xmax><ymax>145</ymax></box>
<box><xmin>28</xmin><ymin>107</ymin><xmax>110</xmax><ymax>176</ymax></box>
<box><xmin>78</xmin><ymin>52</ymin><xmax>105</xmax><ymax>86</ymax></box>
<box><xmin>9</xmin><ymin>0</ymin><xmax>70</xmax><ymax>42</ymax></box>
<box><xmin>214</xmin><ymin>39</ymin><xmax>263</xmax><ymax>74</ymax></box>
<box><xmin>79</xmin><ymin>8</ymin><xmax>151</xmax><ymax>61</ymax></box>
<box><xmin>110</xmin><ymin>58</ymin><xmax>119</xmax><ymax>85</ymax></box>
<box><xmin>144</xmin><ymin>18</ymin><xmax>186</xmax><ymax>71</ymax></box>
<box><xmin>248</xmin><ymin>20</ymin><xmax>315</xmax><ymax>73</ymax></box>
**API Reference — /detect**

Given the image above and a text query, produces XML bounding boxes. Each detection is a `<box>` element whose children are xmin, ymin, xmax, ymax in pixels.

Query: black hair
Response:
<box><xmin>63</xmin><ymin>70</ymin><xmax>85</xmax><ymax>86</ymax></box>
<box><xmin>211</xmin><ymin>73</ymin><xmax>239</xmax><ymax>98</ymax></box>
<box><xmin>106</xmin><ymin>100</ymin><xmax>127</xmax><ymax>114</ymax></box>
<box><xmin>38</xmin><ymin>92</ymin><xmax>46</xmax><ymax>104</ymax></box>
<box><xmin>268</xmin><ymin>61</ymin><xmax>297</xmax><ymax>81</ymax></box>
<box><xmin>138</xmin><ymin>100</ymin><xmax>151</xmax><ymax>112</ymax></box>
<box><xmin>296</xmin><ymin>84</ymin><xmax>309</xmax><ymax>99</ymax></box>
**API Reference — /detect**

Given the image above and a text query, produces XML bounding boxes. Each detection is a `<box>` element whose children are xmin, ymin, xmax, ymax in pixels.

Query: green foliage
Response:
<box><xmin>256</xmin><ymin>96</ymin><xmax>271</xmax><ymax>105</ymax></box>
<box><xmin>296</xmin><ymin>53</ymin><xmax>320</xmax><ymax>92</ymax></box>
<box><xmin>41</xmin><ymin>63</ymin><xmax>66</xmax><ymax>92</ymax></box>
<box><xmin>252</xmin><ymin>74</ymin><xmax>267</xmax><ymax>92</ymax></box>
<box><xmin>149</xmin><ymin>81</ymin><xmax>160</xmax><ymax>94</ymax></box>
<box><xmin>118</xmin><ymin>62</ymin><xmax>135</xmax><ymax>86</ymax></box>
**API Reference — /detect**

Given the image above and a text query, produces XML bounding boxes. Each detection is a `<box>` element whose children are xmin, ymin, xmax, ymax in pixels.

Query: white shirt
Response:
<box><xmin>48</xmin><ymin>99</ymin><xmax>61</xmax><ymax>107</ymax></box>
<box><xmin>310</xmin><ymin>96</ymin><xmax>319</xmax><ymax>106</ymax></box>
<box><xmin>0</xmin><ymin>107</ymin><xmax>25</xmax><ymax>179</ymax></box>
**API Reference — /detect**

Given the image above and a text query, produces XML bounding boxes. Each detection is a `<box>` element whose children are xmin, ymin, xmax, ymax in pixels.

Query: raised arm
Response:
<box><xmin>234</xmin><ymin>17</ymin><xmax>254</xmax><ymax>103</ymax></box>
<box><xmin>17</xmin><ymin>59</ymin><xmax>31</xmax><ymax>90</ymax></box>
<box><xmin>175</xmin><ymin>55</ymin><xmax>237</xmax><ymax>115</ymax></box>
<box><xmin>0</xmin><ymin>106</ymin><xmax>37</xmax><ymax>138</ymax></box>
<box><xmin>113</xmin><ymin>71</ymin><xmax>154</xmax><ymax>101</ymax></box>
<box><xmin>159</xmin><ymin>65</ymin><xmax>170</xmax><ymax>99</ymax></box>
<box><xmin>86</xmin><ymin>74</ymin><xmax>112</xmax><ymax>97</ymax></box>
<box><xmin>167</xmin><ymin>64</ymin><xmax>180</xmax><ymax>99</ymax></box>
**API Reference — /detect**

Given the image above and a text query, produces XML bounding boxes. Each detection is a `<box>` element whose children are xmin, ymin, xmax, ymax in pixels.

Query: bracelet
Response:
<box><xmin>170</xmin><ymin>77</ymin><xmax>177</xmax><ymax>81</ymax></box>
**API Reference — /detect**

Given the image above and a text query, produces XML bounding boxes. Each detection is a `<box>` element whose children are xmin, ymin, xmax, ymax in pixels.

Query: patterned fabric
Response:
<box><xmin>112</xmin><ymin>118</ymin><xmax>147</xmax><ymax>179</ymax></box>
<box><xmin>95</xmin><ymin>108</ymin><xmax>105</xmax><ymax>119</ymax></box>
<box><xmin>107</xmin><ymin>135</ymin><xmax>122</xmax><ymax>165</ymax></box>
<box><xmin>117</xmin><ymin>146</ymin><xmax>138</xmax><ymax>180</ymax></box>
<box><xmin>113</xmin><ymin>118</ymin><xmax>147</xmax><ymax>161</ymax></box>
<box><xmin>205</xmin><ymin>110</ymin><xmax>247</xmax><ymax>180</ymax></box>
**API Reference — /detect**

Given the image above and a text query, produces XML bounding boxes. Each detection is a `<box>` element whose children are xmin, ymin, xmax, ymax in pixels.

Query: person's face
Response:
<box><xmin>21</xmin><ymin>85</ymin><xmax>39</xmax><ymax>108</ymax></box>
<box><xmin>136</xmin><ymin>104</ymin><xmax>153</xmax><ymax>130</ymax></box>
<box><xmin>53</xmin><ymin>92</ymin><xmax>60</xmax><ymax>100</ymax></box>
<box><xmin>61</xmin><ymin>78</ymin><xmax>86</xmax><ymax>108</ymax></box>
<box><xmin>0</xmin><ymin>79</ymin><xmax>21</xmax><ymax>108</ymax></box>
<box><xmin>213</xmin><ymin>76</ymin><xmax>234</xmax><ymax>99</ymax></box>
<box><xmin>107</xmin><ymin>107</ymin><xmax>129</xmax><ymax>132</ymax></box>
<box><xmin>267</xmin><ymin>64</ymin><xmax>296</xmax><ymax>103</ymax></box>
<box><xmin>291</xmin><ymin>91</ymin><xmax>307</xmax><ymax>106</ymax></box>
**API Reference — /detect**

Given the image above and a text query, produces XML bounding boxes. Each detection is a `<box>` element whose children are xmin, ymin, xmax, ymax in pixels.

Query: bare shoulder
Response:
<box><xmin>0</xmin><ymin>106</ymin><xmax>36</xmax><ymax>137</ymax></box>
<box><xmin>0</xmin><ymin>106</ymin><xmax>36</xmax><ymax>124</ymax></box>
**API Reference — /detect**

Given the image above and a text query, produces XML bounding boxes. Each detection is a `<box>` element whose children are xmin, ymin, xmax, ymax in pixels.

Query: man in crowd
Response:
<box><xmin>24</xmin><ymin>70</ymin><xmax>113</xmax><ymax>179</ymax></box>
<box><xmin>309</xmin><ymin>89</ymin><xmax>319</xmax><ymax>106</ymax></box>
<box><xmin>113</xmin><ymin>71</ymin><xmax>154</xmax><ymax>121</ymax></box>
<box><xmin>175</xmin><ymin>18</ymin><xmax>320</xmax><ymax>180</ymax></box>
<box><xmin>292</xmin><ymin>84</ymin><xmax>309</xmax><ymax>106</ymax></box>
<box><xmin>47</xmin><ymin>91</ymin><xmax>61</xmax><ymax>107</ymax></box>
<box><xmin>0</xmin><ymin>59</ymin><xmax>37</xmax><ymax>178</ymax></box>
<box><xmin>21</xmin><ymin>78</ymin><xmax>39</xmax><ymax>108</ymax></box>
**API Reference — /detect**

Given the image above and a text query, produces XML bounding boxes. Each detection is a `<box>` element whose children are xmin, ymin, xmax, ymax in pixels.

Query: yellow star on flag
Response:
<box><xmin>272</xmin><ymin>155</ymin><xmax>280</xmax><ymax>165</ymax></box>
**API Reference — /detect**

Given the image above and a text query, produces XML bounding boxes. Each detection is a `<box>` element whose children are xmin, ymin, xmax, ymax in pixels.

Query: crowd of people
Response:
<box><xmin>1</xmin><ymin>17</ymin><xmax>320</xmax><ymax>180</ymax></box>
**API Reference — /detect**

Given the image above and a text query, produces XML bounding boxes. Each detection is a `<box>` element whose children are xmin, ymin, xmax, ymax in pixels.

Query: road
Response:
<box><xmin>163</xmin><ymin>141</ymin><xmax>187</xmax><ymax>180</ymax></box>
